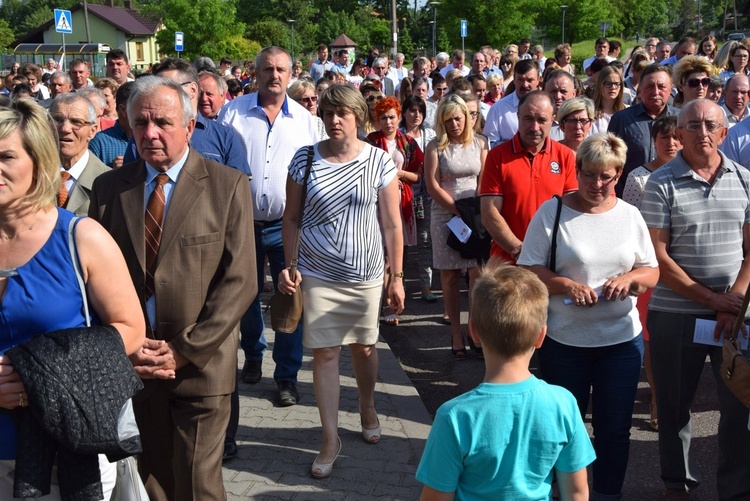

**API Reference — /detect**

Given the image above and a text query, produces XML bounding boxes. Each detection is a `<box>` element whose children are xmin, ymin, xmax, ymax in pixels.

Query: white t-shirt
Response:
<box><xmin>517</xmin><ymin>197</ymin><xmax>658</xmax><ymax>347</ymax></box>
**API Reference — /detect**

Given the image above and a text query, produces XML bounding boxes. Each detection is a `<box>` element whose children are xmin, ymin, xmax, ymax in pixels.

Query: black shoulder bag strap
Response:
<box><xmin>549</xmin><ymin>195</ymin><xmax>563</xmax><ymax>272</ymax></box>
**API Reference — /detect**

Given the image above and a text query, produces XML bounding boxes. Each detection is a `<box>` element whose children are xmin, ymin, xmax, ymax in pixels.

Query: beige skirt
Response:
<box><xmin>301</xmin><ymin>275</ymin><xmax>382</xmax><ymax>349</ymax></box>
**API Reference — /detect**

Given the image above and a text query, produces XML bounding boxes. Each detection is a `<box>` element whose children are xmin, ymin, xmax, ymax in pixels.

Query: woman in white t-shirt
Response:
<box><xmin>517</xmin><ymin>133</ymin><xmax>658</xmax><ymax>500</ymax></box>
<box><xmin>279</xmin><ymin>85</ymin><xmax>404</xmax><ymax>480</ymax></box>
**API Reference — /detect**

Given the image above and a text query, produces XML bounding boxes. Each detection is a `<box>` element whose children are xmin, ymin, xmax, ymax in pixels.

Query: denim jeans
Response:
<box><xmin>239</xmin><ymin>220</ymin><xmax>303</xmax><ymax>383</ymax></box>
<box><xmin>648</xmin><ymin>310</ymin><xmax>750</xmax><ymax>499</ymax></box>
<box><xmin>539</xmin><ymin>335</ymin><xmax>644</xmax><ymax>499</ymax></box>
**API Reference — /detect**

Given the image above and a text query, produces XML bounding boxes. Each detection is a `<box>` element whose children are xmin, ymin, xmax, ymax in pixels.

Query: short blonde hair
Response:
<box><xmin>672</xmin><ymin>55</ymin><xmax>714</xmax><ymax>88</ymax></box>
<box><xmin>576</xmin><ymin>133</ymin><xmax>627</xmax><ymax>174</ymax></box>
<box><xmin>287</xmin><ymin>79</ymin><xmax>316</xmax><ymax>101</ymax></box>
<box><xmin>471</xmin><ymin>260</ymin><xmax>548</xmax><ymax>357</ymax></box>
<box><xmin>557</xmin><ymin>96</ymin><xmax>595</xmax><ymax>123</ymax></box>
<box><xmin>486</xmin><ymin>72</ymin><xmax>503</xmax><ymax>87</ymax></box>
<box><xmin>318</xmin><ymin>84</ymin><xmax>367</xmax><ymax>127</ymax></box>
<box><xmin>434</xmin><ymin>94</ymin><xmax>474</xmax><ymax>151</ymax></box>
<box><xmin>0</xmin><ymin>100</ymin><xmax>60</xmax><ymax>211</ymax></box>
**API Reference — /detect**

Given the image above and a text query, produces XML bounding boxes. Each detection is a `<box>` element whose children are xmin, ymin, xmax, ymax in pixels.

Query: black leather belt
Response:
<box><xmin>254</xmin><ymin>218</ymin><xmax>282</xmax><ymax>227</ymax></box>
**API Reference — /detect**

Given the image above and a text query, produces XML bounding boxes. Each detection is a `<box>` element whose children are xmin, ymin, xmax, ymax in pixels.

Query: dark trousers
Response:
<box><xmin>648</xmin><ymin>310</ymin><xmax>750</xmax><ymax>500</ymax></box>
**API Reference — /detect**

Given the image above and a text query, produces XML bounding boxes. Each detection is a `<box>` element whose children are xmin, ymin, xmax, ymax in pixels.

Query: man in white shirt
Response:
<box><xmin>218</xmin><ymin>46</ymin><xmax>320</xmax><ymax>409</ymax></box>
<box><xmin>439</xmin><ymin>50</ymin><xmax>470</xmax><ymax>78</ymax></box>
<box><xmin>582</xmin><ymin>38</ymin><xmax>615</xmax><ymax>73</ymax></box>
<box><xmin>518</xmin><ymin>39</ymin><xmax>532</xmax><ymax>60</ymax></box>
<box><xmin>532</xmin><ymin>45</ymin><xmax>547</xmax><ymax>73</ymax></box>
<box><xmin>483</xmin><ymin>59</ymin><xmax>540</xmax><ymax>147</ymax></box>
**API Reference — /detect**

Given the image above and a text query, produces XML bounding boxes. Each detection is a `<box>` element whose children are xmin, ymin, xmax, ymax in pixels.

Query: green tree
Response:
<box><xmin>245</xmin><ymin>18</ymin><xmax>291</xmax><ymax>48</ymax></box>
<box><xmin>0</xmin><ymin>19</ymin><xmax>15</xmax><ymax>49</ymax></box>
<box><xmin>149</xmin><ymin>0</ymin><xmax>247</xmax><ymax>60</ymax></box>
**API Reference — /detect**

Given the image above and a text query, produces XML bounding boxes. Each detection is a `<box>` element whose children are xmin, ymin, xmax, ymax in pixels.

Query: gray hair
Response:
<box><xmin>49</xmin><ymin>71</ymin><xmax>71</xmax><ymax>85</ymax></box>
<box><xmin>76</xmin><ymin>87</ymin><xmax>107</xmax><ymax>112</ymax></box>
<box><xmin>127</xmin><ymin>76</ymin><xmax>195</xmax><ymax>128</ymax></box>
<box><xmin>436</xmin><ymin>52</ymin><xmax>450</xmax><ymax>64</ymax></box>
<box><xmin>193</xmin><ymin>56</ymin><xmax>216</xmax><ymax>73</ymax></box>
<box><xmin>679</xmin><ymin>98</ymin><xmax>728</xmax><ymax>127</ymax></box>
<box><xmin>255</xmin><ymin>46</ymin><xmax>292</xmax><ymax>71</ymax></box>
<box><xmin>372</xmin><ymin>57</ymin><xmax>388</xmax><ymax>68</ymax></box>
<box><xmin>198</xmin><ymin>70</ymin><xmax>227</xmax><ymax>94</ymax></box>
<box><xmin>50</xmin><ymin>92</ymin><xmax>97</xmax><ymax>123</ymax></box>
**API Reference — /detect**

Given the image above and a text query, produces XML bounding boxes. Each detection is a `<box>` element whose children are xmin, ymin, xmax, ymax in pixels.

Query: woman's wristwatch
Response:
<box><xmin>389</xmin><ymin>272</ymin><xmax>404</xmax><ymax>278</ymax></box>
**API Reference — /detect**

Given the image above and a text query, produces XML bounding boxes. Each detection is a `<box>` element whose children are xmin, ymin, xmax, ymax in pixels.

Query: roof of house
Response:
<box><xmin>331</xmin><ymin>34</ymin><xmax>357</xmax><ymax>48</ymax></box>
<box><xmin>12</xmin><ymin>3</ymin><xmax>160</xmax><ymax>47</ymax></box>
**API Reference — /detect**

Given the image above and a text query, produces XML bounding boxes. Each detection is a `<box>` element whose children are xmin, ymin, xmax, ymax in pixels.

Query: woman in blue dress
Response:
<box><xmin>0</xmin><ymin>99</ymin><xmax>145</xmax><ymax>498</ymax></box>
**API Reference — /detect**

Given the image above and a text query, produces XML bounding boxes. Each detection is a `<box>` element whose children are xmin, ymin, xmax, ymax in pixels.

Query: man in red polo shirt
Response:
<box><xmin>480</xmin><ymin>91</ymin><xmax>577</xmax><ymax>263</ymax></box>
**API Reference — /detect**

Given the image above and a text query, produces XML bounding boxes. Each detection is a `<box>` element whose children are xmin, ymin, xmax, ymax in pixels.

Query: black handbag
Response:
<box><xmin>269</xmin><ymin>146</ymin><xmax>314</xmax><ymax>334</ymax></box>
<box><xmin>446</xmin><ymin>196</ymin><xmax>491</xmax><ymax>265</ymax></box>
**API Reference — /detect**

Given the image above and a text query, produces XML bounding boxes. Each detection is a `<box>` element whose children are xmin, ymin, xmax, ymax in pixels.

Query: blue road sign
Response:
<box><xmin>54</xmin><ymin>9</ymin><xmax>72</xmax><ymax>34</ymax></box>
<box><xmin>460</xmin><ymin>20</ymin><xmax>468</xmax><ymax>38</ymax></box>
<box><xmin>175</xmin><ymin>32</ymin><xmax>184</xmax><ymax>52</ymax></box>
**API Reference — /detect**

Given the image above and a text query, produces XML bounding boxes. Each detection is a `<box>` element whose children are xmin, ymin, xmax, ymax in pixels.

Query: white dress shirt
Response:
<box><xmin>218</xmin><ymin>93</ymin><xmax>320</xmax><ymax>221</ymax></box>
<box><xmin>483</xmin><ymin>91</ymin><xmax>520</xmax><ymax>147</ymax></box>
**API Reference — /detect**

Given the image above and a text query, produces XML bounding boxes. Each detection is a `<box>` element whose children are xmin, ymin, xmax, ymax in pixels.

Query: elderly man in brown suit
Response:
<box><xmin>88</xmin><ymin>76</ymin><xmax>256</xmax><ymax>501</ymax></box>
<box><xmin>51</xmin><ymin>93</ymin><xmax>110</xmax><ymax>216</ymax></box>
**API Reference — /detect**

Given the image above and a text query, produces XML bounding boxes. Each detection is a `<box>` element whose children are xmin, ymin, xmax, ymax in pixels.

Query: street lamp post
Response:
<box><xmin>429</xmin><ymin>2</ymin><xmax>440</xmax><ymax>57</ymax></box>
<box><xmin>560</xmin><ymin>5</ymin><xmax>568</xmax><ymax>45</ymax></box>
<box><xmin>288</xmin><ymin>19</ymin><xmax>296</xmax><ymax>62</ymax></box>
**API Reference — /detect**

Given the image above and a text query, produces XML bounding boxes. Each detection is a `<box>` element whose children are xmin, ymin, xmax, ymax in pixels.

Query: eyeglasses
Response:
<box><xmin>646</xmin><ymin>44</ymin><xmax>656</xmax><ymax>48</ymax></box>
<box><xmin>563</xmin><ymin>118</ymin><xmax>592</xmax><ymax>127</ymax></box>
<box><xmin>300</xmin><ymin>95</ymin><xmax>318</xmax><ymax>104</ymax></box>
<box><xmin>733</xmin><ymin>53</ymin><xmax>750</xmax><ymax>60</ymax></box>
<box><xmin>469</xmin><ymin>111</ymin><xmax>479</xmax><ymax>118</ymax></box>
<box><xmin>686</xmin><ymin>77</ymin><xmax>711</xmax><ymax>88</ymax></box>
<box><xmin>51</xmin><ymin>115</ymin><xmax>95</xmax><ymax>129</ymax></box>
<box><xmin>579</xmin><ymin>171</ymin><xmax>617</xmax><ymax>184</ymax></box>
<box><xmin>603</xmin><ymin>81</ymin><xmax>622</xmax><ymax>89</ymax></box>
<box><xmin>682</xmin><ymin>120</ymin><xmax>724</xmax><ymax>132</ymax></box>
<box><xmin>366</xmin><ymin>95</ymin><xmax>384</xmax><ymax>103</ymax></box>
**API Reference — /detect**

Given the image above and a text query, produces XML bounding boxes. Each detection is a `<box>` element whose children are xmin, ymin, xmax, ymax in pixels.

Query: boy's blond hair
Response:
<box><xmin>470</xmin><ymin>261</ymin><xmax>548</xmax><ymax>357</ymax></box>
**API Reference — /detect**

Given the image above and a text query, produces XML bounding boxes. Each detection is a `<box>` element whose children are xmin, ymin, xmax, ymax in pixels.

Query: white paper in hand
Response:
<box><xmin>447</xmin><ymin>216</ymin><xmax>472</xmax><ymax>243</ymax></box>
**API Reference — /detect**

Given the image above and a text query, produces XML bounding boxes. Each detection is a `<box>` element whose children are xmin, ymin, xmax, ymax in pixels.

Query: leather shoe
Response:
<box><xmin>277</xmin><ymin>380</ymin><xmax>299</xmax><ymax>406</ymax></box>
<box><xmin>242</xmin><ymin>359</ymin><xmax>262</xmax><ymax>384</ymax></box>
<box><xmin>222</xmin><ymin>438</ymin><xmax>238</xmax><ymax>462</ymax></box>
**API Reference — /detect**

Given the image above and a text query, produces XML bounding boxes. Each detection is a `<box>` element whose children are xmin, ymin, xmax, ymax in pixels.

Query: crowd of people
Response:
<box><xmin>1</xmin><ymin>33</ymin><xmax>750</xmax><ymax>500</ymax></box>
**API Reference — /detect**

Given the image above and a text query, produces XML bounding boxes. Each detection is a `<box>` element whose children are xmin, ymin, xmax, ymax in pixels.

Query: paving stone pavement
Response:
<box><xmin>222</xmin><ymin>328</ymin><xmax>433</xmax><ymax>500</ymax></box>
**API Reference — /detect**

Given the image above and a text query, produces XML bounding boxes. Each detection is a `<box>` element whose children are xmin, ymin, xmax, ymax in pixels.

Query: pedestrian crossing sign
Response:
<box><xmin>54</xmin><ymin>9</ymin><xmax>72</xmax><ymax>34</ymax></box>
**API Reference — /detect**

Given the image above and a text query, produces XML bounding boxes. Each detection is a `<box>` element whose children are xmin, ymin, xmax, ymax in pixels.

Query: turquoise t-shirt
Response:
<box><xmin>416</xmin><ymin>376</ymin><xmax>595</xmax><ymax>500</ymax></box>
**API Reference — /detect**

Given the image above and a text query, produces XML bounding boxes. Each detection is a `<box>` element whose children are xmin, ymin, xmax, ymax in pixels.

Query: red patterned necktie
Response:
<box><xmin>57</xmin><ymin>171</ymin><xmax>71</xmax><ymax>208</ymax></box>
<box><xmin>145</xmin><ymin>173</ymin><xmax>169</xmax><ymax>299</ymax></box>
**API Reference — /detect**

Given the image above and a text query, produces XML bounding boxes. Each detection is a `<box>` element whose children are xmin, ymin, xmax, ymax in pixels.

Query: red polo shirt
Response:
<box><xmin>479</xmin><ymin>134</ymin><xmax>577</xmax><ymax>263</ymax></box>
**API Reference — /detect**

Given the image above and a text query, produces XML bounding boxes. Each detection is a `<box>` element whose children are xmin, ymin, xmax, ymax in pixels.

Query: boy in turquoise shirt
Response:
<box><xmin>416</xmin><ymin>263</ymin><xmax>595</xmax><ymax>500</ymax></box>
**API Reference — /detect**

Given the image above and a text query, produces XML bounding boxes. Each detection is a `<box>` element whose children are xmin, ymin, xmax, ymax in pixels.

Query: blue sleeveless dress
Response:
<box><xmin>0</xmin><ymin>208</ymin><xmax>93</xmax><ymax>459</ymax></box>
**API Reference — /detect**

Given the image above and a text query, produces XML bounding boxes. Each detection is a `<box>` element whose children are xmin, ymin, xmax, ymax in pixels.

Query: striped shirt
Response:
<box><xmin>641</xmin><ymin>151</ymin><xmax>750</xmax><ymax>314</ymax></box>
<box><xmin>288</xmin><ymin>143</ymin><xmax>397</xmax><ymax>283</ymax></box>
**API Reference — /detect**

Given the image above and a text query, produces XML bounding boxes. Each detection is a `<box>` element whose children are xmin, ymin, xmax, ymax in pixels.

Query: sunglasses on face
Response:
<box><xmin>686</xmin><ymin>77</ymin><xmax>711</xmax><ymax>88</ymax></box>
<box><xmin>366</xmin><ymin>95</ymin><xmax>384</xmax><ymax>103</ymax></box>
<box><xmin>300</xmin><ymin>95</ymin><xmax>318</xmax><ymax>104</ymax></box>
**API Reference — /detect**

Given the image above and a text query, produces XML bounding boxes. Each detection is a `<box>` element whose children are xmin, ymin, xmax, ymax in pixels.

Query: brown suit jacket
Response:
<box><xmin>88</xmin><ymin>148</ymin><xmax>256</xmax><ymax>397</ymax></box>
<box><xmin>65</xmin><ymin>152</ymin><xmax>110</xmax><ymax>216</ymax></box>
